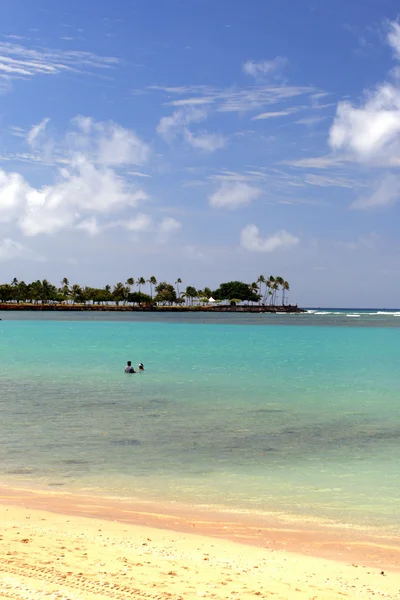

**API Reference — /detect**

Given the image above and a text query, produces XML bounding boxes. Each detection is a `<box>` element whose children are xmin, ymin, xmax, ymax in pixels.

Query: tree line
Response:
<box><xmin>0</xmin><ymin>275</ymin><xmax>291</xmax><ymax>306</ymax></box>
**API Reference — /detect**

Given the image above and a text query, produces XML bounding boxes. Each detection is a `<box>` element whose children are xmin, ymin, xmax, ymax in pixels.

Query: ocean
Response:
<box><xmin>0</xmin><ymin>309</ymin><xmax>399</xmax><ymax>537</ymax></box>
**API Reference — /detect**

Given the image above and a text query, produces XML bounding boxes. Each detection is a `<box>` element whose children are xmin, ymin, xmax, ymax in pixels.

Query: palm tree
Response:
<box><xmin>113</xmin><ymin>282</ymin><xmax>127</xmax><ymax>306</ymax></box>
<box><xmin>184</xmin><ymin>285</ymin><xmax>197</xmax><ymax>306</ymax></box>
<box><xmin>282</xmin><ymin>281</ymin><xmax>290</xmax><ymax>305</ymax></box>
<box><xmin>249</xmin><ymin>282</ymin><xmax>259</xmax><ymax>305</ymax></box>
<box><xmin>71</xmin><ymin>284</ymin><xmax>82</xmax><ymax>304</ymax></box>
<box><xmin>266</xmin><ymin>276</ymin><xmax>275</xmax><ymax>305</ymax></box>
<box><xmin>175</xmin><ymin>278</ymin><xmax>182</xmax><ymax>298</ymax></box>
<box><xmin>17</xmin><ymin>281</ymin><xmax>28</xmax><ymax>304</ymax></box>
<box><xmin>29</xmin><ymin>280</ymin><xmax>41</xmax><ymax>304</ymax></box>
<box><xmin>272</xmin><ymin>282</ymin><xmax>279</xmax><ymax>306</ymax></box>
<box><xmin>137</xmin><ymin>277</ymin><xmax>146</xmax><ymax>296</ymax></box>
<box><xmin>104</xmin><ymin>284</ymin><xmax>112</xmax><ymax>305</ymax></box>
<box><xmin>275</xmin><ymin>276</ymin><xmax>285</xmax><ymax>305</ymax></box>
<box><xmin>126</xmin><ymin>277</ymin><xmax>134</xmax><ymax>290</ymax></box>
<box><xmin>61</xmin><ymin>277</ymin><xmax>70</xmax><ymax>302</ymax></box>
<box><xmin>148</xmin><ymin>276</ymin><xmax>157</xmax><ymax>299</ymax></box>
<box><xmin>257</xmin><ymin>275</ymin><xmax>265</xmax><ymax>305</ymax></box>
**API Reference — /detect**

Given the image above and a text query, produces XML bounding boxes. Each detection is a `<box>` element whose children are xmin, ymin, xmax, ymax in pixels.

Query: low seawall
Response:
<box><xmin>0</xmin><ymin>303</ymin><xmax>304</xmax><ymax>313</ymax></box>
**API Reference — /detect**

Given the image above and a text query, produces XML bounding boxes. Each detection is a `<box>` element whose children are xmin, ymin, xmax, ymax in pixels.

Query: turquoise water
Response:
<box><xmin>0</xmin><ymin>312</ymin><xmax>399</xmax><ymax>534</ymax></box>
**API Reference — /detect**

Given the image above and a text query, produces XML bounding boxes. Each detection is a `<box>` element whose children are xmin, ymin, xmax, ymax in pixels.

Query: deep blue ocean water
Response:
<box><xmin>0</xmin><ymin>310</ymin><xmax>399</xmax><ymax>535</ymax></box>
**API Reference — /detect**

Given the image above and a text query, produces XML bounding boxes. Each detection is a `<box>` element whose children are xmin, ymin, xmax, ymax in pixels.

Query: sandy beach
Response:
<box><xmin>0</xmin><ymin>488</ymin><xmax>399</xmax><ymax>600</ymax></box>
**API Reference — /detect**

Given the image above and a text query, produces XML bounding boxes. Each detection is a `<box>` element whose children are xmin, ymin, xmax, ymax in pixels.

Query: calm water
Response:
<box><xmin>0</xmin><ymin>310</ymin><xmax>399</xmax><ymax>535</ymax></box>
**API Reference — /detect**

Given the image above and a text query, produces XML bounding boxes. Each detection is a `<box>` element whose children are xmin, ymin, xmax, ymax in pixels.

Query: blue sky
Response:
<box><xmin>1</xmin><ymin>0</ymin><xmax>400</xmax><ymax>306</ymax></box>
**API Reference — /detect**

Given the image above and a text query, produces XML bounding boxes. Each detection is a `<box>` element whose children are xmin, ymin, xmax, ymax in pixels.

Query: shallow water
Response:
<box><xmin>0</xmin><ymin>311</ymin><xmax>399</xmax><ymax>535</ymax></box>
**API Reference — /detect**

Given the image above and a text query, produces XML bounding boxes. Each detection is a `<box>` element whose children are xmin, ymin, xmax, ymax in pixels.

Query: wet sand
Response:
<box><xmin>0</xmin><ymin>487</ymin><xmax>399</xmax><ymax>599</ymax></box>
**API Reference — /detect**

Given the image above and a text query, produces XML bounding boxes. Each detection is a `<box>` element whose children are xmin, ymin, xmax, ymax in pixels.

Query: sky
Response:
<box><xmin>1</xmin><ymin>0</ymin><xmax>400</xmax><ymax>306</ymax></box>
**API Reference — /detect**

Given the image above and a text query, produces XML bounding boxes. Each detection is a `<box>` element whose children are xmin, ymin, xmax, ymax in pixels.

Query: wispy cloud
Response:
<box><xmin>128</xmin><ymin>171</ymin><xmax>152</xmax><ymax>178</ymax></box>
<box><xmin>151</xmin><ymin>83</ymin><xmax>317</xmax><ymax>115</ymax></box>
<box><xmin>303</xmin><ymin>173</ymin><xmax>358</xmax><ymax>188</ymax></box>
<box><xmin>252</xmin><ymin>108</ymin><xmax>300</xmax><ymax>120</ymax></box>
<box><xmin>282</xmin><ymin>155</ymin><xmax>346</xmax><ymax>169</ymax></box>
<box><xmin>27</xmin><ymin>117</ymin><xmax>50</xmax><ymax>146</ymax></box>
<box><xmin>296</xmin><ymin>115</ymin><xmax>327</xmax><ymax>126</ymax></box>
<box><xmin>210</xmin><ymin>169</ymin><xmax>267</xmax><ymax>183</ymax></box>
<box><xmin>168</xmin><ymin>96</ymin><xmax>215</xmax><ymax>107</ymax></box>
<box><xmin>240</xmin><ymin>225</ymin><xmax>299</xmax><ymax>252</ymax></box>
<box><xmin>387</xmin><ymin>20</ymin><xmax>400</xmax><ymax>60</ymax></box>
<box><xmin>0</xmin><ymin>41</ymin><xmax>119</xmax><ymax>82</ymax></box>
<box><xmin>351</xmin><ymin>174</ymin><xmax>400</xmax><ymax>209</ymax></box>
<box><xmin>336</xmin><ymin>232</ymin><xmax>379</xmax><ymax>250</ymax></box>
<box><xmin>0</xmin><ymin>237</ymin><xmax>43</xmax><ymax>261</ymax></box>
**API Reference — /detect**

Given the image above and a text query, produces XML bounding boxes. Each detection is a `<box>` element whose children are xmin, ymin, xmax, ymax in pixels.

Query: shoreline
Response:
<box><xmin>1</xmin><ymin>484</ymin><xmax>399</xmax><ymax>571</ymax></box>
<box><xmin>0</xmin><ymin>302</ymin><xmax>304</xmax><ymax>313</ymax></box>
<box><xmin>0</xmin><ymin>487</ymin><xmax>399</xmax><ymax>600</ymax></box>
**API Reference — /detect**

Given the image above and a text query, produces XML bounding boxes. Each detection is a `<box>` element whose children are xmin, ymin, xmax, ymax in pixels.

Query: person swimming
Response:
<box><xmin>138</xmin><ymin>362</ymin><xmax>144</xmax><ymax>371</ymax></box>
<box><xmin>124</xmin><ymin>361</ymin><xmax>136</xmax><ymax>373</ymax></box>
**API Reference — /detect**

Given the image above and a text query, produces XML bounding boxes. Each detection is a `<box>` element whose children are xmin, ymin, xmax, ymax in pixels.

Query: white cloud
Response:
<box><xmin>0</xmin><ymin>117</ymin><xmax>153</xmax><ymax>237</ymax></box>
<box><xmin>156</xmin><ymin>107</ymin><xmax>207</xmax><ymax>141</ymax></box>
<box><xmin>183</xmin><ymin>129</ymin><xmax>226</xmax><ymax>152</ymax></box>
<box><xmin>76</xmin><ymin>217</ymin><xmax>103</xmax><ymax>236</ymax></box>
<box><xmin>70</xmin><ymin>117</ymin><xmax>150</xmax><ymax>166</ymax></box>
<box><xmin>0</xmin><ymin>237</ymin><xmax>42</xmax><ymax>261</ymax></box>
<box><xmin>243</xmin><ymin>57</ymin><xmax>288</xmax><ymax>79</ymax></box>
<box><xmin>351</xmin><ymin>174</ymin><xmax>400</xmax><ymax>209</ymax></box>
<box><xmin>157</xmin><ymin>106</ymin><xmax>224</xmax><ymax>152</ymax></box>
<box><xmin>240</xmin><ymin>225</ymin><xmax>299</xmax><ymax>252</ymax></box>
<box><xmin>0</xmin><ymin>41</ymin><xmax>118</xmax><ymax>81</ymax></box>
<box><xmin>0</xmin><ymin>158</ymin><xmax>148</xmax><ymax>236</ymax></box>
<box><xmin>124</xmin><ymin>213</ymin><xmax>153</xmax><ymax>232</ymax></box>
<box><xmin>156</xmin><ymin>217</ymin><xmax>181</xmax><ymax>243</ymax></box>
<box><xmin>27</xmin><ymin>117</ymin><xmax>50</xmax><ymax>146</ymax></box>
<box><xmin>209</xmin><ymin>182</ymin><xmax>262</xmax><ymax>209</ymax></box>
<box><xmin>329</xmin><ymin>21</ymin><xmax>400</xmax><ymax>165</ymax></box>
<box><xmin>97</xmin><ymin>125</ymin><xmax>149</xmax><ymax>166</ymax></box>
<box><xmin>329</xmin><ymin>85</ymin><xmax>400</xmax><ymax>161</ymax></box>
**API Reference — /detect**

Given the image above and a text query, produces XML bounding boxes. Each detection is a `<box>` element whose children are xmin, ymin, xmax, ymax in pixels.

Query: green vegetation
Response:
<box><xmin>0</xmin><ymin>275</ymin><xmax>292</xmax><ymax>307</ymax></box>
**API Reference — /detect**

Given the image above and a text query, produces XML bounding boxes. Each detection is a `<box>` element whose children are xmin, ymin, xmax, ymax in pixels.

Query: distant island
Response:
<box><xmin>0</xmin><ymin>276</ymin><xmax>304</xmax><ymax>313</ymax></box>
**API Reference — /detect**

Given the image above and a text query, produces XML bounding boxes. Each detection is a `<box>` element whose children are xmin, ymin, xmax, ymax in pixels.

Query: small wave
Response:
<box><xmin>376</xmin><ymin>311</ymin><xmax>400</xmax><ymax>316</ymax></box>
<box><xmin>346</xmin><ymin>314</ymin><xmax>360</xmax><ymax>317</ymax></box>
